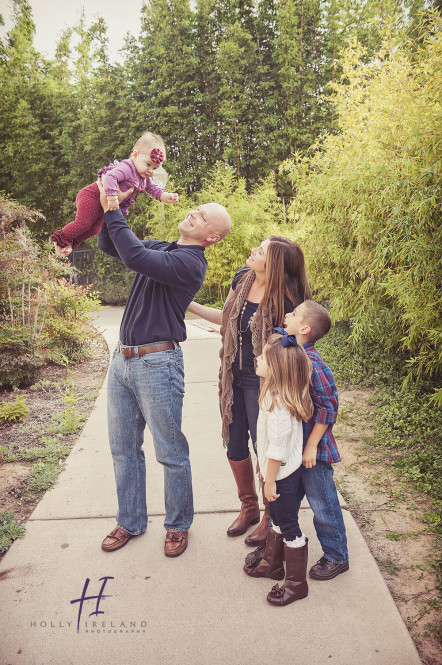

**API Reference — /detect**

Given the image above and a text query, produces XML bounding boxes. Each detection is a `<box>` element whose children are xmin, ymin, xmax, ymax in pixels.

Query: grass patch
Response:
<box><xmin>27</xmin><ymin>461</ymin><xmax>61</xmax><ymax>494</ymax></box>
<box><xmin>0</xmin><ymin>511</ymin><xmax>25</xmax><ymax>553</ymax></box>
<box><xmin>1</xmin><ymin>436</ymin><xmax>71</xmax><ymax>463</ymax></box>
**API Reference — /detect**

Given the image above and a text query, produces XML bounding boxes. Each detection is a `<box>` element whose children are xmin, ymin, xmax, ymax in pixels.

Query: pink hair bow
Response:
<box><xmin>150</xmin><ymin>148</ymin><xmax>164</xmax><ymax>165</ymax></box>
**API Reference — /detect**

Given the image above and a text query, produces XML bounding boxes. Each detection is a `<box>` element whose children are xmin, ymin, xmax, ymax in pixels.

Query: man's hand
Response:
<box><xmin>53</xmin><ymin>241</ymin><xmax>72</xmax><ymax>258</ymax></box>
<box><xmin>160</xmin><ymin>192</ymin><xmax>179</xmax><ymax>203</ymax></box>
<box><xmin>264</xmin><ymin>480</ymin><xmax>280</xmax><ymax>502</ymax></box>
<box><xmin>97</xmin><ymin>180</ymin><xmax>134</xmax><ymax>213</ymax></box>
<box><xmin>107</xmin><ymin>195</ymin><xmax>119</xmax><ymax>211</ymax></box>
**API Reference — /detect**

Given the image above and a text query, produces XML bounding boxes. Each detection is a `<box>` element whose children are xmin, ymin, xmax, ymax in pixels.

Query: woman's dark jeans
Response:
<box><xmin>269</xmin><ymin>467</ymin><xmax>303</xmax><ymax>541</ymax></box>
<box><xmin>226</xmin><ymin>367</ymin><xmax>260</xmax><ymax>461</ymax></box>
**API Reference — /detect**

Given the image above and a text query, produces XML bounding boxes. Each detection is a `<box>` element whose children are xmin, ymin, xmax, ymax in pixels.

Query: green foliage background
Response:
<box><xmin>283</xmin><ymin>21</ymin><xmax>441</xmax><ymax>386</ymax></box>
<box><xmin>0</xmin><ymin>0</ymin><xmax>432</xmax><ymax>227</ymax></box>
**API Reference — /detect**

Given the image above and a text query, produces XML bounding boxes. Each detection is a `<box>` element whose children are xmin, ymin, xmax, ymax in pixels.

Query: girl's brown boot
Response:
<box><xmin>267</xmin><ymin>539</ymin><xmax>309</xmax><ymax>606</ymax></box>
<box><xmin>243</xmin><ymin>527</ymin><xmax>284</xmax><ymax>580</ymax></box>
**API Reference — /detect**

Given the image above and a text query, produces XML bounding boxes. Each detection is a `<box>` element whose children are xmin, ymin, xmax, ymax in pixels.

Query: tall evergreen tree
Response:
<box><xmin>128</xmin><ymin>0</ymin><xmax>199</xmax><ymax>189</ymax></box>
<box><xmin>0</xmin><ymin>0</ymin><xmax>59</xmax><ymax>233</ymax></box>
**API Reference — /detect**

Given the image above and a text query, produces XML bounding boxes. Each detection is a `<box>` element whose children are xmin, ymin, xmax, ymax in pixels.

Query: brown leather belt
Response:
<box><xmin>119</xmin><ymin>341</ymin><xmax>176</xmax><ymax>357</ymax></box>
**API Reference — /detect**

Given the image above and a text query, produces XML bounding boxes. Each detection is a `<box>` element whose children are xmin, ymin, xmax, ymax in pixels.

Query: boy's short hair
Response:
<box><xmin>301</xmin><ymin>300</ymin><xmax>332</xmax><ymax>343</ymax></box>
<box><xmin>133</xmin><ymin>131</ymin><xmax>166</xmax><ymax>158</ymax></box>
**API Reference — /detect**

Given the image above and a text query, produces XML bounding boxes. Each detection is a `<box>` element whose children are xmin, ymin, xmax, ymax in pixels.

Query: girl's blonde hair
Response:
<box><xmin>259</xmin><ymin>333</ymin><xmax>314</xmax><ymax>422</ymax></box>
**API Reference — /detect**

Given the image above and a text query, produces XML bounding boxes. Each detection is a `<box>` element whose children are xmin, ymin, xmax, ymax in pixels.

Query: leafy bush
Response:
<box><xmin>0</xmin><ymin>511</ymin><xmax>25</xmax><ymax>553</ymax></box>
<box><xmin>285</xmin><ymin>16</ymin><xmax>442</xmax><ymax>382</ymax></box>
<box><xmin>40</xmin><ymin>281</ymin><xmax>100</xmax><ymax>363</ymax></box>
<box><xmin>0</xmin><ymin>198</ymin><xmax>102</xmax><ymax>383</ymax></box>
<box><xmin>316</xmin><ymin>321</ymin><xmax>405</xmax><ymax>388</ymax></box>
<box><xmin>0</xmin><ymin>395</ymin><xmax>29</xmax><ymax>423</ymax></box>
<box><xmin>41</xmin><ymin>315</ymin><xmax>91</xmax><ymax>363</ymax></box>
<box><xmin>0</xmin><ymin>332</ymin><xmax>39</xmax><ymax>388</ymax></box>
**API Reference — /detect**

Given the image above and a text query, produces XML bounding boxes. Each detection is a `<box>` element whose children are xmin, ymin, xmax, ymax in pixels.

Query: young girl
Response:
<box><xmin>51</xmin><ymin>131</ymin><xmax>179</xmax><ymax>257</ymax></box>
<box><xmin>244</xmin><ymin>329</ymin><xmax>314</xmax><ymax>606</ymax></box>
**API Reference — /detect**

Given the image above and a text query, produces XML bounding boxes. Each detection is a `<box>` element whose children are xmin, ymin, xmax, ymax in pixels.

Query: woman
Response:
<box><xmin>187</xmin><ymin>236</ymin><xmax>311</xmax><ymax>545</ymax></box>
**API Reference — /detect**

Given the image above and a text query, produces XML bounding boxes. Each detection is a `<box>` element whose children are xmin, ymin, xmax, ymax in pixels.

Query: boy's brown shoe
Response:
<box><xmin>309</xmin><ymin>556</ymin><xmax>349</xmax><ymax>580</ymax></box>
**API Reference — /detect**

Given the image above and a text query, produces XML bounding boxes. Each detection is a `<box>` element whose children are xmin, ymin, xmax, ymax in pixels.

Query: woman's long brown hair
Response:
<box><xmin>262</xmin><ymin>236</ymin><xmax>311</xmax><ymax>326</ymax></box>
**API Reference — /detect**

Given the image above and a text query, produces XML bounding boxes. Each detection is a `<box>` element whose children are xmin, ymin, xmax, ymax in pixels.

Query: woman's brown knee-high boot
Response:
<box><xmin>267</xmin><ymin>539</ymin><xmax>309</xmax><ymax>606</ymax></box>
<box><xmin>243</xmin><ymin>527</ymin><xmax>285</xmax><ymax>580</ymax></box>
<box><xmin>244</xmin><ymin>488</ymin><xmax>270</xmax><ymax>546</ymax></box>
<box><xmin>227</xmin><ymin>456</ymin><xmax>260</xmax><ymax>537</ymax></box>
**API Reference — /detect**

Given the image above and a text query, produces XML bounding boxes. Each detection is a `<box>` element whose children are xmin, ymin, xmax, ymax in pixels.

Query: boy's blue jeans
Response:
<box><xmin>294</xmin><ymin>462</ymin><xmax>348</xmax><ymax>564</ymax></box>
<box><xmin>107</xmin><ymin>346</ymin><xmax>193</xmax><ymax>535</ymax></box>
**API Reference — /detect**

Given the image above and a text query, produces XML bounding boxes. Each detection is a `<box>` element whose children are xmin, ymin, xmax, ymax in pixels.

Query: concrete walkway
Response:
<box><xmin>0</xmin><ymin>307</ymin><xmax>422</xmax><ymax>665</ymax></box>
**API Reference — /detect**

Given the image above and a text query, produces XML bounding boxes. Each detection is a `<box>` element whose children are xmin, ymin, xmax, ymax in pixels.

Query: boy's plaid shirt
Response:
<box><xmin>302</xmin><ymin>342</ymin><xmax>341</xmax><ymax>464</ymax></box>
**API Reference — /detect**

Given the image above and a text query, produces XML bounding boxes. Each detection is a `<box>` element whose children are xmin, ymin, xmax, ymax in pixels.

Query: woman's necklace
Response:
<box><xmin>238</xmin><ymin>300</ymin><xmax>256</xmax><ymax>370</ymax></box>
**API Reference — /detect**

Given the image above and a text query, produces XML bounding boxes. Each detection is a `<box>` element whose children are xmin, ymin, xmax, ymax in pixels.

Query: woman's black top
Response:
<box><xmin>230</xmin><ymin>267</ymin><xmax>294</xmax><ymax>370</ymax></box>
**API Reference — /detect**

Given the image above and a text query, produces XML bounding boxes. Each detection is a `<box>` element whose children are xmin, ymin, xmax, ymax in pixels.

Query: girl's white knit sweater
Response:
<box><xmin>256</xmin><ymin>395</ymin><xmax>303</xmax><ymax>481</ymax></box>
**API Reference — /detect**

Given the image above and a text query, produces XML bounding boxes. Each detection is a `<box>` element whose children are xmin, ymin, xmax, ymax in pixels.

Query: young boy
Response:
<box><xmin>245</xmin><ymin>300</ymin><xmax>349</xmax><ymax>578</ymax></box>
<box><xmin>284</xmin><ymin>299</ymin><xmax>348</xmax><ymax>580</ymax></box>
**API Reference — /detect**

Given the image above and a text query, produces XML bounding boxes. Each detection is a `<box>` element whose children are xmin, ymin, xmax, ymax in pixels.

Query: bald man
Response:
<box><xmin>97</xmin><ymin>190</ymin><xmax>231</xmax><ymax>558</ymax></box>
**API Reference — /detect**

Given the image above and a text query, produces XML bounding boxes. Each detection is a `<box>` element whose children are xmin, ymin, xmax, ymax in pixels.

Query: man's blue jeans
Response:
<box><xmin>295</xmin><ymin>462</ymin><xmax>348</xmax><ymax>564</ymax></box>
<box><xmin>107</xmin><ymin>346</ymin><xmax>193</xmax><ymax>535</ymax></box>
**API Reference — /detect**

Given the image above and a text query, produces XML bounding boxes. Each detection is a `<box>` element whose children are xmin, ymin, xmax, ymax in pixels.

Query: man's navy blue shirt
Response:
<box><xmin>98</xmin><ymin>209</ymin><xmax>207</xmax><ymax>345</ymax></box>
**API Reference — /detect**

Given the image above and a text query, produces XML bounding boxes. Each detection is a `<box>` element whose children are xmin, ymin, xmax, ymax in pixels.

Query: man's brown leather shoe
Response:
<box><xmin>164</xmin><ymin>530</ymin><xmax>188</xmax><ymax>557</ymax></box>
<box><xmin>101</xmin><ymin>526</ymin><xmax>133</xmax><ymax>552</ymax></box>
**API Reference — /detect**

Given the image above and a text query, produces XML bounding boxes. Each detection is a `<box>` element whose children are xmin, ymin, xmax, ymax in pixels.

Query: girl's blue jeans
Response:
<box><xmin>107</xmin><ymin>346</ymin><xmax>193</xmax><ymax>535</ymax></box>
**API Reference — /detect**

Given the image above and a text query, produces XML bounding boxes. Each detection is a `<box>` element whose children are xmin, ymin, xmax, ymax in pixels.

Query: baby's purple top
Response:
<box><xmin>98</xmin><ymin>158</ymin><xmax>164</xmax><ymax>215</ymax></box>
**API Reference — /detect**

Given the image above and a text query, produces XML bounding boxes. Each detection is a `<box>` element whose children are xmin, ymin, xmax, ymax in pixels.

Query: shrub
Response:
<box><xmin>0</xmin><ymin>395</ymin><xmax>29</xmax><ymax>423</ymax></box>
<box><xmin>284</xmin><ymin>17</ymin><xmax>442</xmax><ymax>382</ymax></box>
<box><xmin>0</xmin><ymin>349</ymin><xmax>38</xmax><ymax>390</ymax></box>
<box><xmin>93</xmin><ymin>274</ymin><xmax>133</xmax><ymax>306</ymax></box>
<box><xmin>0</xmin><ymin>197</ymin><xmax>103</xmax><ymax>385</ymax></box>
